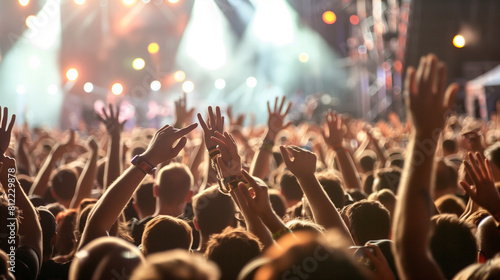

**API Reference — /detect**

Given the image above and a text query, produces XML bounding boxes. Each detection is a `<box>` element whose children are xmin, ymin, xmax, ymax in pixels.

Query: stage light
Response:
<box><xmin>168</xmin><ymin>0</ymin><xmax>179</xmax><ymax>3</ymax></box>
<box><xmin>19</xmin><ymin>0</ymin><xmax>29</xmax><ymax>6</ymax></box>
<box><xmin>453</xmin><ymin>35</ymin><xmax>465</xmax><ymax>48</ymax></box>
<box><xmin>66</xmin><ymin>68</ymin><xmax>78</xmax><ymax>81</ymax></box>
<box><xmin>112</xmin><ymin>83</ymin><xmax>123</xmax><ymax>95</ymax></box>
<box><xmin>350</xmin><ymin>15</ymin><xmax>359</xmax><ymax>25</ymax></box>
<box><xmin>132</xmin><ymin>58</ymin><xmax>145</xmax><ymax>70</ymax></box>
<box><xmin>25</xmin><ymin>15</ymin><xmax>36</xmax><ymax>28</ymax></box>
<box><xmin>150</xmin><ymin>80</ymin><xmax>161</xmax><ymax>91</ymax></box>
<box><xmin>252</xmin><ymin>0</ymin><xmax>295</xmax><ymax>46</ymax></box>
<box><xmin>47</xmin><ymin>84</ymin><xmax>58</xmax><ymax>95</ymax></box>
<box><xmin>74</xmin><ymin>0</ymin><xmax>85</xmax><ymax>5</ymax></box>
<box><xmin>298</xmin><ymin>52</ymin><xmax>309</xmax><ymax>63</ymax></box>
<box><xmin>174</xmin><ymin>71</ymin><xmax>186</xmax><ymax>82</ymax></box>
<box><xmin>182</xmin><ymin>81</ymin><xmax>194</xmax><ymax>93</ymax></box>
<box><xmin>28</xmin><ymin>56</ymin><xmax>41</xmax><ymax>69</ymax></box>
<box><xmin>16</xmin><ymin>85</ymin><xmax>26</xmax><ymax>95</ymax></box>
<box><xmin>322</xmin><ymin>11</ymin><xmax>336</xmax><ymax>24</ymax></box>
<box><xmin>214</xmin><ymin>79</ymin><xmax>226</xmax><ymax>90</ymax></box>
<box><xmin>246</xmin><ymin>77</ymin><xmax>257</xmax><ymax>88</ymax></box>
<box><xmin>122</xmin><ymin>0</ymin><xmax>135</xmax><ymax>5</ymax></box>
<box><xmin>148</xmin><ymin>42</ymin><xmax>159</xmax><ymax>54</ymax></box>
<box><xmin>84</xmin><ymin>82</ymin><xmax>94</xmax><ymax>93</ymax></box>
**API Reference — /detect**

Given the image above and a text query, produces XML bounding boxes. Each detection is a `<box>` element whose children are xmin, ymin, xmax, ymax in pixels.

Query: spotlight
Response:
<box><xmin>298</xmin><ymin>52</ymin><xmax>309</xmax><ymax>63</ymax></box>
<box><xmin>28</xmin><ymin>56</ymin><xmax>41</xmax><ymax>69</ymax></box>
<box><xmin>349</xmin><ymin>15</ymin><xmax>359</xmax><ymax>25</ymax></box>
<box><xmin>182</xmin><ymin>81</ymin><xmax>194</xmax><ymax>93</ymax></box>
<box><xmin>19</xmin><ymin>0</ymin><xmax>29</xmax><ymax>6</ymax></box>
<box><xmin>122</xmin><ymin>0</ymin><xmax>135</xmax><ymax>5</ymax></box>
<box><xmin>112</xmin><ymin>83</ymin><xmax>123</xmax><ymax>95</ymax></box>
<box><xmin>214</xmin><ymin>79</ymin><xmax>226</xmax><ymax>90</ymax></box>
<box><xmin>74</xmin><ymin>0</ymin><xmax>85</xmax><ymax>5</ymax></box>
<box><xmin>132</xmin><ymin>58</ymin><xmax>145</xmax><ymax>70</ymax></box>
<box><xmin>322</xmin><ymin>11</ymin><xmax>336</xmax><ymax>24</ymax></box>
<box><xmin>47</xmin><ymin>84</ymin><xmax>58</xmax><ymax>95</ymax></box>
<box><xmin>168</xmin><ymin>0</ymin><xmax>179</xmax><ymax>3</ymax></box>
<box><xmin>16</xmin><ymin>85</ymin><xmax>26</xmax><ymax>95</ymax></box>
<box><xmin>25</xmin><ymin>15</ymin><xmax>36</xmax><ymax>29</ymax></box>
<box><xmin>150</xmin><ymin>80</ymin><xmax>161</xmax><ymax>91</ymax></box>
<box><xmin>66</xmin><ymin>68</ymin><xmax>78</xmax><ymax>81</ymax></box>
<box><xmin>148</xmin><ymin>42</ymin><xmax>159</xmax><ymax>54</ymax></box>
<box><xmin>453</xmin><ymin>35</ymin><xmax>465</xmax><ymax>48</ymax></box>
<box><xmin>174</xmin><ymin>71</ymin><xmax>186</xmax><ymax>82</ymax></box>
<box><xmin>246</xmin><ymin>77</ymin><xmax>257</xmax><ymax>88</ymax></box>
<box><xmin>84</xmin><ymin>82</ymin><xmax>94</xmax><ymax>93</ymax></box>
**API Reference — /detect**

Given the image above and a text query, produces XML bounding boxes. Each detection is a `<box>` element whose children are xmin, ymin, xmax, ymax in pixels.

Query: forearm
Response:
<box><xmin>260</xmin><ymin>209</ymin><xmax>287</xmax><ymax>234</ymax></box>
<box><xmin>70</xmin><ymin>151</ymin><xmax>98</xmax><ymax>209</ymax></box>
<box><xmin>244</xmin><ymin>214</ymin><xmax>274</xmax><ymax>249</ymax></box>
<box><xmin>104</xmin><ymin>134</ymin><xmax>122</xmax><ymax>189</ymax></box>
<box><xmin>16</xmin><ymin>142</ymin><xmax>32</xmax><ymax>176</ymax></box>
<box><xmin>297</xmin><ymin>173</ymin><xmax>354</xmax><ymax>244</ymax></box>
<box><xmin>30</xmin><ymin>152</ymin><xmax>58</xmax><ymax>196</ymax></box>
<box><xmin>79</xmin><ymin>165</ymin><xmax>145</xmax><ymax>249</ymax></box>
<box><xmin>250</xmin><ymin>131</ymin><xmax>275</xmax><ymax>180</ymax></box>
<box><xmin>188</xmin><ymin>141</ymin><xmax>205</xmax><ymax>191</ymax></box>
<box><xmin>334</xmin><ymin>149</ymin><xmax>362</xmax><ymax>190</ymax></box>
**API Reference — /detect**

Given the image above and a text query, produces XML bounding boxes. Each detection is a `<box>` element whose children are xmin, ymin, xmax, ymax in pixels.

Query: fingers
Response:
<box><xmin>283</xmin><ymin>102</ymin><xmax>292</xmax><ymax>116</ymax></box>
<box><xmin>171</xmin><ymin>137</ymin><xmax>187</xmax><ymax>156</ymax></box>
<box><xmin>485</xmin><ymin>159</ymin><xmax>495</xmax><ymax>182</ymax></box>
<box><xmin>278</xmin><ymin>96</ymin><xmax>286</xmax><ymax>113</ymax></box>
<box><xmin>459</xmin><ymin>180</ymin><xmax>476</xmax><ymax>199</ymax></box>
<box><xmin>437</xmin><ymin>62</ymin><xmax>447</xmax><ymax>97</ymax></box>
<box><xmin>174</xmin><ymin>123</ymin><xmax>198</xmax><ymax>138</ymax></box>
<box><xmin>208</xmin><ymin>106</ymin><xmax>215</xmax><ymax>129</ymax></box>
<box><xmin>274</xmin><ymin>96</ymin><xmax>278</xmax><ymax>113</ymax></box>
<box><xmin>2</xmin><ymin>107</ymin><xmax>8</xmax><ymax>129</ymax></box>
<box><xmin>279</xmin><ymin>146</ymin><xmax>293</xmax><ymax>167</ymax></box>
<box><xmin>267</xmin><ymin>101</ymin><xmax>271</xmax><ymax>115</ymax></box>
<box><xmin>404</xmin><ymin>67</ymin><xmax>417</xmax><ymax>98</ymax></box>
<box><xmin>197</xmin><ymin>113</ymin><xmax>209</xmax><ymax>132</ymax></box>
<box><xmin>444</xmin><ymin>83</ymin><xmax>459</xmax><ymax>111</ymax></box>
<box><xmin>7</xmin><ymin>114</ymin><xmax>15</xmax><ymax>134</ymax></box>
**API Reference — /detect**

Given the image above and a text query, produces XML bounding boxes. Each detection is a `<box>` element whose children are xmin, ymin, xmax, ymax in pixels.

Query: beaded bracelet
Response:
<box><xmin>272</xmin><ymin>227</ymin><xmax>292</xmax><ymax>240</ymax></box>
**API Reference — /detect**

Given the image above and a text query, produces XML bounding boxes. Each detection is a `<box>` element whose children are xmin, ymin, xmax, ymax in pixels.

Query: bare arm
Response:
<box><xmin>392</xmin><ymin>54</ymin><xmax>458</xmax><ymax>280</ymax></box>
<box><xmin>70</xmin><ymin>136</ymin><xmax>99</xmax><ymax>209</ymax></box>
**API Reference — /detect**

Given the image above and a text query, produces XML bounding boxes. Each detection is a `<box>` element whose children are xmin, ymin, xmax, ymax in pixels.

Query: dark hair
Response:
<box><xmin>51</xmin><ymin>167</ymin><xmax>78</xmax><ymax>201</ymax></box>
<box><xmin>133</xmin><ymin>182</ymin><xmax>156</xmax><ymax>217</ymax></box>
<box><xmin>345</xmin><ymin>201</ymin><xmax>390</xmax><ymax>245</ymax></box>
<box><xmin>430</xmin><ymin>214</ymin><xmax>477</xmax><ymax>279</ymax></box>
<box><xmin>359</xmin><ymin>150</ymin><xmax>377</xmax><ymax>172</ymax></box>
<box><xmin>268</xmin><ymin>189</ymin><xmax>287</xmax><ymax>218</ymax></box>
<box><xmin>279</xmin><ymin>171</ymin><xmax>303</xmax><ymax>202</ymax></box>
<box><xmin>55</xmin><ymin>209</ymin><xmax>77</xmax><ymax>257</ymax></box>
<box><xmin>192</xmin><ymin>185</ymin><xmax>235</xmax><ymax>237</ymax></box>
<box><xmin>435</xmin><ymin>194</ymin><xmax>465</xmax><ymax>217</ymax></box>
<box><xmin>373</xmin><ymin>167</ymin><xmax>401</xmax><ymax>194</ymax></box>
<box><xmin>442</xmin><ymin>139</ymin><xmax>458</xmax><ymax>154</ymax></box>
<box><xmin>485</xmin><ymin>142</ymin><xmax>500</xmax><ymax>169</ymax></box>
<box><xmin>142</xmin><ymin>215</ymin><xmax>192</xmax><ymax>256</ymax></box>
<box><xmin>205</xmin><ymin>227</ymin><xmax>262</xmax><ymax>280</ymax></box>
<box><xmin>434</xmin><ymin>159</ymin><xmax>458</xmax><ymax>193</ymax></box>
<box><xmin>38</xmin><ymin>208</ymin><xmax>57</xmax><ymax>257</ymax></box>
<box><xmin>316</xmin><ymin>171</ymin><xmax>345</xmax><ymax>208</ymax></box>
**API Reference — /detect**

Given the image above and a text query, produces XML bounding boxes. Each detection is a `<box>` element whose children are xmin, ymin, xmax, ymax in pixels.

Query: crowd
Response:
<box><xmin>1</xmin><ymin>54</ymin><xmax>500</xmax><ymax>280</ymax></box>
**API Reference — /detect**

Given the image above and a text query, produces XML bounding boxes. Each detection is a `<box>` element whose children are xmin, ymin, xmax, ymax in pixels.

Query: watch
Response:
<box><xmin>131</xmin><ymin>155</ymin><xmax>157</xmax><ymax>175</ymax></box>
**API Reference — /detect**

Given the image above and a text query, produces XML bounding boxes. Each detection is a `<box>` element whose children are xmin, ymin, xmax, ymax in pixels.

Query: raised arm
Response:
<box><xmin>250</xmin><ymin>96</ymin><xmax>291</xmax><ymax>180</ymax></box>
<box><xmin>280</xmin><ymin>145</ymin><xmax>354</xmax><ymax>244</ymax></box>
<box><xmin>96</xmin><ymin>104</ymin><xmax>126</xmax><ymax>189</ymax></box>
<box><xmin>30</xmin><ymin>130</ymin><xmax>75</xmax><ymax>196</ymax></box>
<box><xmin>78</xmin><ymin>123</ymin><xmax>197</xmax><ymax>249</ymax></box>
<box><xmin>174</xmin><ymin>92</ymin><xmax>195</xmax><ymax>129</ymax></box>
<box><xmin>70</xmin><ymin>136</ymin><xmax>99</xmax><ymax>209</ymax></box>
<box><xmin>322</xmin><ymin>111</ymin><xmax>362</xmax><ymax>190</ymax></box>
<box><xmin>392</xmin><ymin>54</ymin><xmax>458</xmax><ymax>280</ymax></box>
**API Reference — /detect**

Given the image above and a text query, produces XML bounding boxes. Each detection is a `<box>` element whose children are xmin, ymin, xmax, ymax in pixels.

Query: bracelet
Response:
<box><xmin>260</xmin><ymin>139</ymin><xmax>274</xmax><ymax>153</ymax></box>
<box><xmin>131</xmin><ymin>155</ymin><xmax>157</xmax><ymax>175</ymax></box>
<box><xmin>334</xmin><ymin>147</ymin><xmax>348</xmax><ymax>153</ymax></box>
<box><xmin>332</xmin><ymin>143</ymin><xmax>344</xmax><ymax>150</ymax></box>
<box><xmin>272</xmin><ymin>227</ymin><xmax>292</xmax><ymax>240</ymax></box>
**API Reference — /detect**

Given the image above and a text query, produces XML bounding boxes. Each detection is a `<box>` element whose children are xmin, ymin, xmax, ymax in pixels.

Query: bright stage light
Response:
<box><xmin>182</xmin><ymin>81</ymin><xmax>194</xmax><ymax>93</ymax></box>
<box><xmin>168</xmin><ymin>0</ymin><xmax>179</xmax><ymax>3</ymax></box>
<box><xmin>122</xmin><ymin>0</ymin><xmax>135</xmax><ymax>5</ymax></box>
<box><xmin>298</xmin><ymin>52</ymin><xmax>309</xmax><ymax>63</ymax></box>
<box><xmin>453</xmin><ymin>35</ymin><xmax>465</xmax><ymax>48</ymax></box>
<box><xmin>66</xmin><ymin>68</ymin><xmax>78</xmax><ymax>81</ymax></box>
<box><xmin>323</xmin><ymin>11</ymin><xmax>337</xmax><ymax>24</ymax></box>
<box><xmin>148</xmin><ymin>42</ymin><xmax>159</xmax><ymax>54</ymax></box>
<box><xmin>84</xmin><ymin>82</ymin><xmax>94</xmax><ymax>93</ymax></box>
<box><xmin>150</xmin><ymin>80</ymin><xmax>161</xmax><ymax>91</ymax></box>
<box><xmin>246</xmin><ymin>77</ymin><xmax>257</xmax><ymax>88</ymax></box>
<box><xmin>174</xmin><ymin>70</ymin><xmax>186</xmax><ymax>82</ymax></box>
<box><xmin>252</xmin><ymin>0</ymin><xmax>295</xmax><ymax>46</ymax></box>
<box><xmin>350</xmin><ymin>15</ymin><xmax>359</xmax><ymax>25</ymax></box>
<box><xmin>112</xmin><ymin>83</ymin><xmax>124</xmax><ymax>95</ymax></box>
<box><xmin>47</xmin><ymin>84</ymin><xmax>58</xmax><ymax>95</ymax></box>
<box><xmin>19</xmin><ymin>0</ymin><xmax>29</xmax><ymax>6</ymax></box>
<box><xmin>74</xmin><ymin>0</ymin><xmax>85</xmax><ymax>5</ymax></box>
<box><xmin>16</xmin><ymin>85</ymin><xmax>26</xmax><ymax>95</ymax></box>
<box><xmin>29</xmin><ymin>56</ymin><xmax>41</xmax><ymax>69</ymax></box>
<box><xmin>214</xmin><ymin>79</ymin><xmax>226</xmax><ymax>90</ymax></box>
<box><xmin>132</xmin><ymin>58</ymin><xmax>145</xmax><ymax>70</ymax></box>
<box><xmin>25</xmin><ymin>15</ymin><xmax>36</xmax><ymax>28</ymax></box>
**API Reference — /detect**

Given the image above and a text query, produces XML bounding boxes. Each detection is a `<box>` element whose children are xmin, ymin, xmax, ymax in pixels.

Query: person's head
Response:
<box><xmin>156</xmin><ymin>163</ymin><xmax>194</xmax><ymax>215</ymax></box>
<box><xmin>279</xmin><ymin>171</ymin><xmax>303</xmax><ymax>207</ymax></box>
<box><xmin>430</xmin><ymin>214</ymin><xmax>477</xmax><ymax>279</ymax></box>
<box><xmin>17</xmin><ymin>174</ymin><xmax>33</xmax><ymax>195</ymax></box>
<box><xmin>50</xmin><ymin>167</ymin><xmax>78</xmax><ymax>207</ymax></box>
<box><xmin>268</xmin><ymin>189</ymin><xmax>287</xmax><ymax>218</ymax></box>
<box><xmin>69</xmin><ymin>237</ymin><xmax>146</xmax><ymax>280</ymax></box>
<box><xmin>434</xmin><ymin>159</ymin><xmax>459</xmax><ymax>199</ymax></box>
<box><xmin>255</xmin><ymin>230</ymin><xmax>368</xmax><ymax>280</ymax></box>
<box><xmin>45</xmin><ymin>202</ymin><xmax>66</xmax><ymax>218</ymax></box>
<box><xmin>367</xmin><ymin>189</ymin><xmax>396</xmax><ymax>220</ymax></box>
<box><xmin>205</xmin><ymin>227</ymin><xmax>262</xmax><ymax>280</ymax></box>
<box><xmin>477</xmin><ymin>216</ymin><xmax>500</xmax><ymax>263</ymax></box>
<box><xmin>435</xmin><ymin>194</ymin><xmax>465</xmax><ymax>217</ymax></box>
<box><xmin>359</xmin><ymin>150</ymin><xmax>377</xmax><ymax>173</ymax></box>
<box><xmin>55</xmin><ymin>209</ymin><xmax>77</xmax><ymax>256</ymax></box>
<box><xmin>362</xmin><ymin>172</ymin><xmax>375</xmax><ymax>195</ymax></box>
<box><xmin>285</xmin><ymin>219</ymin><xmax>325</xmax><ymax>235</ymax></box>
<box><xmin>192</xmin><ymin>185</ymin><xmax>236</xmax><ymax>239</ymax></box>
<box><xmin>133</xmin><ymin>181</ymin><xmax>156</xmax><ymax>219</ymax></box>
<box><xmin>141</xmin><ymin>215</ymin><xmax>192</xmax><ymax>256</ymax></box>
<box><xmin>130</xmin><ymin>249</ymin><xmax>220</xmax><ymax>280</ymax></box>
<box><xmin>38</xmin><ymin>208</ymin><xmax>57</xmax><ymax>259</ymax></box>
<box><xmin>454</xmin><ymin>256</ymin><xmax>500</xmax><ymax>280</ymax></box>
<box><xmin>373</xmin><ymin>167</ymin><xmax>401</xmax><ymax>194</ymax></box>
<box><xmin>316</xmin><ymin>171</ymin><xmax>345</xmax><ymax>208</ymax></box>
<box><xmin>442</xmin><ymin>138</ymin><xmax>458</xmax><ymax>156</ymax></box>
<box><xmin>0</xmin><ymin>250</ymin><xmax>15</xmax><ymax>280</ymax></box>
<box><xmin>485</xmin><ymin>142</ymin><xmax>500</xmax><ymax>180</ymax></box>
<box><xmin>345</xmin><ymin>201</ymin><xmax>390</xmax><ymax>245</ymax></box>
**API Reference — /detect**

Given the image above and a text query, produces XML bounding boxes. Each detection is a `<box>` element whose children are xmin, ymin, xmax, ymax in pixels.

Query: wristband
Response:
<box><xmin>131</xmin><ymin>155</ymin><xmax>157</xmax><ymax>175</ymax></box>
<box><xmin>272</xmin><ymin>227</ymin><xmax>292</xmax><ymax>240</ymax></box>
<box><xmin>260</xmin><ymin>139</ymin><xmax>274</xmax><ymax>153</ymax></box>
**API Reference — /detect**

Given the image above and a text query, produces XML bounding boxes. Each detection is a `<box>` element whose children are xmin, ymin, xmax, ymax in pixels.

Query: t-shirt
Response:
<box><xmin>12</xmin><ymin>246</ymin><xmax>40</xmax><ymax>280</ymax></box>
<box><xmin>37</xmin><ymin>259</ymin><xmax>71</xmax><ymax>280</ymax></box>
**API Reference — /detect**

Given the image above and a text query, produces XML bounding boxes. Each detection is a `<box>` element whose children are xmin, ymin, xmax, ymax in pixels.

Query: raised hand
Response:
<box><xmin>227</xmin><ymin>106</ymin><xmax>245</xmax><ymax>128</ymax></box>
<box><xmin>174</xmin><ymin>92</ymin><xmax>195</xmax><ymax>128</ymax></box>
<box><xmin>87</xmin><ymin>136</ymin><xmax>99</xmax><ymax>152</ymax></box>
<box><xmin>405</xmin><ymin>54</ymin><xmax>458</xmax><ymax>136</ymax></box>
<box><xmin>0</xmin><ymin>107</ymin><xmax>16</xmax><ymax>154</ymax></box>
<box><xmin>460</xmin><ymin>152</ymin><xmax>500</xmax><ymax>216</ymax></box>
<box><xmin>266</xmin><ymin>96</ymin><xmax>292</xmax><ymax>141</ymax></box>
<box><xmin>52</xmin><ymin>130</ymin><xmax>76</xmax><ymax>158</ymax></box>
<box><xmin>141</xmin><ymin>123</ymin><xmax>198</xmax><ymax>167</ymax></box>
<box><xmin>279</xmin><ymin>145</ymin><xmax>316</xmax><ymax>179</ymax></box>
<box><xmin>322</xmin><ymin>110</ymin><xmax>345</xmax><ymax>148</ymax></box>
<box><xmin>212</xmin><ymin>131</ymin><xmax>241</xmax><ymax>177</ymax></box>
<box><xmin>197</xmin><ymin>106</ymin><xmax>224</xmax><ymax>149</ymax></box>
<box><xmin>232</xmin><ymin>170</ymin><xmax>273</xmax><ymax>218</ymax></box>
<box><xmin>96</xmin><ymin>104</ymin><xmax>127</xmax><ymax>136</ymax></box>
